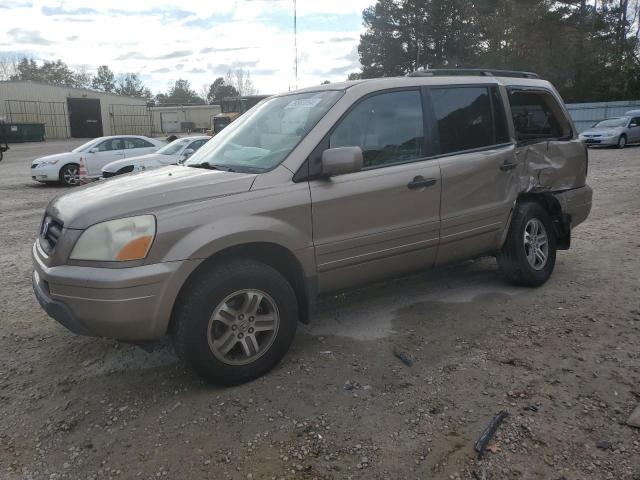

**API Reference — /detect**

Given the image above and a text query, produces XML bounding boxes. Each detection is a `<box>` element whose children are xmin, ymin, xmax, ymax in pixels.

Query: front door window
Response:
<box><xmin>330</xmin><ymin>90</ymin><xmax>425</xmax><ymax>168</ymax></box>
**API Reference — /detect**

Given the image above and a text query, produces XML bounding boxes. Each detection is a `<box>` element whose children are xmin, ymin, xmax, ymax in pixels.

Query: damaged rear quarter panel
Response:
<box><xmin>520</xmin><ymin>139</ymin><xmax>588</xmax><ymax>193</ymax></box>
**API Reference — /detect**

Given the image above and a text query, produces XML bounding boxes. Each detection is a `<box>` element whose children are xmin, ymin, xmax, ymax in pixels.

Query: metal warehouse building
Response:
<box><xmin>151</xmin><ymin>104</ymin><xmax>221</xmax><ymax>134</ymax></box>
<box><xmin>0</xmin><ymin>80</ymin><xmax>152</xmax><ymax>139</ymax></box>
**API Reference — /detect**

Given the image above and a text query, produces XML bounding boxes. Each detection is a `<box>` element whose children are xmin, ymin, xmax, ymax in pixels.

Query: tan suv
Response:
<box><xmin>32</xmin><ymin>70</ymin><xmax>592</xmax><ymax>385</ymax></box>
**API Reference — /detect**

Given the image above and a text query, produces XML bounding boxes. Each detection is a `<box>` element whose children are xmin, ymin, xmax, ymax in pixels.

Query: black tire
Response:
<box><xmin>617</xmin><ymin>134</ymin><xmax>627</xmax><ymax>149</ymax></box>
<box><xmin>497</xmin><ymin>202</ymin><xmax>557</xmax><ymax>287</ymax></box>
<box><xmin>171</xmin><ymin>259</ymin><xmax>298</xmax><ymax>385</ymax></box>
<box><xmin>59</xmin><ymin>163</ymin><xmax>80</xmax><ymax>187</ymax></box>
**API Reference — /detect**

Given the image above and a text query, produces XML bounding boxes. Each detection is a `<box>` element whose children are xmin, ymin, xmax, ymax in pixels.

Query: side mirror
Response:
<box><xmin>321</xmin><ymin>146</ymin><xmax>363</xmax><ymax>177</ymax></box>
<box><xmin>179</xmin><ymin>148</ymin><xmax>195</xmax><ymax>164</ymax></box>
<box><xmin>630</xmin><ymin>123</ymin><xmax>638</xmax><ymax>128</ymax></box>
<box><xmin>89</xmin><ymin>147</ymin><xmax>98</xmax><ymax>153</ymax></box>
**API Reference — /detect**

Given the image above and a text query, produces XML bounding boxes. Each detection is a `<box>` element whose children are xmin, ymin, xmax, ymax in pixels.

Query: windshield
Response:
<box><xmin>185</xmin><ymin>90</ymin><xmax>343</xmax><ymax>173</ymax></box>
<box><xmin>72</xmin><ymin>138</ymin><xmax>102</xmax><ymax>152</ymax></box>
<box><xmin>593</xmin><ymin>118</ymin><xmax>628</xmax><ymax>128</ymax></box>
<box><xmin>157</xmin><ymin>138</ymin><xmax>191</xmax><ymax>155</ymax></box>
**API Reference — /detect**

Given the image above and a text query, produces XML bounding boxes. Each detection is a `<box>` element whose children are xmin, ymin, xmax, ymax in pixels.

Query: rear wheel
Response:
<box><xmin>617</xmin><ymin>134</ymin><xmax>627</xmax><ymax>149</ymax></box>
<box><xmin>59</xmin><ymin>163</ymin><xmax>80</xmax><ymax>187</ymax></box>
<box><xmin>171</xmin><ymin>259</ymin><xmax>298</xmax><ymax>385</ymax></box>
<box><xmin>498</xmin><ymin>202</ymin><xmax>557</xmax><ymax>287</ymax></box>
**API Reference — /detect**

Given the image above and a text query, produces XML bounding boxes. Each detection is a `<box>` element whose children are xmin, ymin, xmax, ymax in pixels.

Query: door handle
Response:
<box><xmin>500</xmin><ymin>162</ymin><xmax>517</xmax><ymax>171</ymax></box>
<box><xmin>407</xmin><ymin>176</ymin><xmax>437</xmax><ymax>189</ymax></box>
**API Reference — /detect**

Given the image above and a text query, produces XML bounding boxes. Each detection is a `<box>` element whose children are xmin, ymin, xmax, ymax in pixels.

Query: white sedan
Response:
<box><xmin>31</xmin><ymin>135</ymin><xmax>165</xmax><ymax>186</ymax></box>
<box><xmin>101</xmin><ymin>135</ymin><xmax>210</xmax><ymax>178</ymax></box>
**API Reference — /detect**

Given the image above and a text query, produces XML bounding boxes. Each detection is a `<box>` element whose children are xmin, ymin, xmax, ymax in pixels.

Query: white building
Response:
<box><xmin>150</xmin><ymin>104</ymin><xmax>221</xmax><ymax>134</ymax></box>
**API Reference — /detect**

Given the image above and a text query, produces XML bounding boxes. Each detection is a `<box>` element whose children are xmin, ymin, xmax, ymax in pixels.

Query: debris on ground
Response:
<box><xmin>393</xmin><ymin>348</ymin><xmax>413</xmax><ymax>366</ymax></box>
<box><xmin>343</xmin><ymin>380</ymin><xmax>361</xmax><ymax>391</ymax></box>
<box><xmin>474</xmin><ymin>411</ymin><xmax>509</xmax><ymax>458</ymax></box>
<box><xmin>627</xmin><ymin>405</ymin><xmax>640</xmax><ymax>428</ymax></box>
<box><xmin>596</xmin><ymin>440</ymin><xmax>613</xmax><ymax>450</ymax></box>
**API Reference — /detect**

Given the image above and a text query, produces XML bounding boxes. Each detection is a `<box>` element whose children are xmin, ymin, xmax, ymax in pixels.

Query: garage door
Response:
<box><xmin>67</xmin><ymin>98</ymin><xmax>103</xmax><ymax>138</ymax></box>
<box><xmin>161</xmin><ymin>112</ymin><xmax>179</xmax><ymax>133</ymax></box>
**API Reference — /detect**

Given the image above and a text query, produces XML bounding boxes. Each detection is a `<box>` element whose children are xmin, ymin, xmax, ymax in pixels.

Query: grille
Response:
<box><xmin>102</xmin><ymin>170</ymin><xmax>117</xmax><ymax>178</ymax></box>
<box><xmin>39</xmin><ymin>215</ymin><xmax>63</xmax><ymax>255</ymax></box>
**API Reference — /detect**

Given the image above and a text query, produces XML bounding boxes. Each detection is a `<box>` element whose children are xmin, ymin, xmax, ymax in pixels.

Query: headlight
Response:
<box><xmin>39</xmin><ymin>159</ymin><xmax>60</xmax><ymax>166</ymax></box>
<box><xmin>70</xmin><ymin>215</ymin><xmax>156</xmax><ymax>261</ymax></box>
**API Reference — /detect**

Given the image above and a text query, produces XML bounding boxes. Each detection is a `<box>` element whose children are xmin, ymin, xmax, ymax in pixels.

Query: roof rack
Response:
<box><xmin>407</xmin><ymin>68</ymin><xmax>540</xmax><ymax>79</ymax></box>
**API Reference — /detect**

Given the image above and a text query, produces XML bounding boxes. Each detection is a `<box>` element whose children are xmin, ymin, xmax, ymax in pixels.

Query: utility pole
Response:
<box><xmin>294</xmin><ymin>0</ymin><xmax>298</xmax><ymax>90</ymax></box>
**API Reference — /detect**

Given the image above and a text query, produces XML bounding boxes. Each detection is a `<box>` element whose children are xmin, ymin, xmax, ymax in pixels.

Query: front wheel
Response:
<box><xmin>498</xmin><ymin>202</ymin><xmax>557</xmax><ymax>287</ymax></box>
<box><xmin>171</xmin><ymin>259</ymin><xmax>298</xmax><ymax>385</ymax></box>
<box><xmin>617</xmin><ymin>134</ymin><xmax>627</xmax><ymax>149</ymax></box>
<box><xmin>59</xmin><ymin>163</ymin><xmax>80</xmax><ymax>186</ymax></box>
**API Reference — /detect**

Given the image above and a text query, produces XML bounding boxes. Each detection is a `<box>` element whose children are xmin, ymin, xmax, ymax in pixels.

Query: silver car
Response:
<box><xmin>101</xmin><ymin>136</ymin><xmax>210</xmax><ymax>178</ymax></box>
<box><xmin>579</xmin><ymin>116</ymin><xmax>640</xmax><ymax>148</ymax></box>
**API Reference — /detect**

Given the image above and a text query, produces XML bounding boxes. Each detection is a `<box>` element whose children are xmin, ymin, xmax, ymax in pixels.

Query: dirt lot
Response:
<box><xmin>0</xmin><ymin>140</ymin><xmax>638</xmax><ymax>480</ymax></box>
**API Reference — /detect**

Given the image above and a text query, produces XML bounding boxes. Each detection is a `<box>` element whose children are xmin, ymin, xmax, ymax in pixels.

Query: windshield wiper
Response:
<box><xmin>188</xmin><ymin>162</ymin><xmax>235</xmax><ymax>172</ymax></box>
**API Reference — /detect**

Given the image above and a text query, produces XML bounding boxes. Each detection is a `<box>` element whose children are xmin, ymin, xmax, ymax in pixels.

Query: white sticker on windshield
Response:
<box><xmin>285</xmin><ymin>98</ymin><xmax>322</xmax><ymax>109</ymax></box>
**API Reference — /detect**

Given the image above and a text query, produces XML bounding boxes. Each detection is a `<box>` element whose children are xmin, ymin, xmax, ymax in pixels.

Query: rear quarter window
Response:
<box><xmin>508</xmin><ymin>90</ymin><xmax>572</xmax><ymax>142</ymax></box>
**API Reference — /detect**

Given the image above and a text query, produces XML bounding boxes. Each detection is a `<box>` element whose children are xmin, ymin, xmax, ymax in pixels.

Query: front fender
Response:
<box><xmin>167</xmin><ymin>216</ymin><xmax>311</xmax><ymax>261</ymax></box>
<box><xmin>147</xmin><ymin>182</ymin><xmax>315</xmax><ymax>277</ymax></box>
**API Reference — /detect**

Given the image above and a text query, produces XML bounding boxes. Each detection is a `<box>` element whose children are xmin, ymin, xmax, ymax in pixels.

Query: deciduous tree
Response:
<box><xmin>206</xmin><ymin>77</ymin><xmax>239</xmax><ymax>104</ymax></box>
<box><xmin>115</xmin><ymin>73</ymin><xmax>153</xmax><ymax>99</ymax></box>
<box><xmin>92</xmin><ymin>65</ymin><xmax>116</xmax><ymax>92</ymax></box>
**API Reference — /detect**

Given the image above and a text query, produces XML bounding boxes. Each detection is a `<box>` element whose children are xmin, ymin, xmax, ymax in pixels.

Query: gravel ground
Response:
<box><xmin>0</xmin><ymin>140</ymin><xmax>638</xmax><ymax>480</ymax></box>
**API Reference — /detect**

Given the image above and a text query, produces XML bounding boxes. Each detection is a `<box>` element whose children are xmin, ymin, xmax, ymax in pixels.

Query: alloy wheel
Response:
<box><xmin>207</xmin><ymin>289</ymin><xmax>280</xmax><ymax>366</ymax></box>
<box><xmin>63</xmin><ymin>165</ymin><xmax>80</xmax><ymax>185</ymax></box>
<box><xmin>523</xmin><ymin>218</ymin><xmax>549</xmax><ymax>270</ymax></box>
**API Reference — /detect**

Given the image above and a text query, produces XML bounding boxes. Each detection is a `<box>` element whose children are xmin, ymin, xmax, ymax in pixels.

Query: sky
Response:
<box><xmin>0</xmin><ymin>0</ymin><xmax>376</xmax><ymax>96</ymax></box>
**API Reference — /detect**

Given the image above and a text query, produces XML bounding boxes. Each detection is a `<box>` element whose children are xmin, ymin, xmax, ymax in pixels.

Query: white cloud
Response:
<box><xmin>0</xmin><ymin>0</ymin><xmax>375</xmax><ymax>95</ymax></box>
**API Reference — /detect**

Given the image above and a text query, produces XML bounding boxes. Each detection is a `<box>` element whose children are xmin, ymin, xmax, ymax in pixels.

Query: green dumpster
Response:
<box><xmin>4</xmin><ymin>123</ymin><xmax>45</xmax><ymax>142</ymax></box>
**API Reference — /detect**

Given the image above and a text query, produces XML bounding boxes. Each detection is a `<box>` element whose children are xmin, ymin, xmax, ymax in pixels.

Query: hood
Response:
<box><xmin>47</xmin><ymin>165</ymin><xmax>257</xmax><ymax>229</ymax></box>
<box><xmin>581</xmin><ymin>127</ymin><xmax>623</xmax><ymax>136</ymax></box>
<box><xmin>32</xmin><ymin>152</ymin><xmax>79</xmax><ymax>164</ymax></box>
<box><xmin>102</xmin><ymin>153</ymin><xmax>168</xmax><ymax>172</ymax></box>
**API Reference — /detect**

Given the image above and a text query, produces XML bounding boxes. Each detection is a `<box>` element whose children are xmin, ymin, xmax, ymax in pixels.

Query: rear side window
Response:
<box><xmin>125</xmin><ymin>137</ymin><xmax>154</xmax><ymax>149</ymax></box>
<box><xmin>509</xmin><ymin>90</ymin><xmax>572</xmax><ymax>142</ymax></box>
<box><xmin>431</xmin><ymin>86</ymin><xmax>507</xmax><ymax>155</ymax></box>
<box><xmin>97</xmin><ymin>139</ymin><xmax>123</xmax><ymax>151</ymax></box>
<box><xmin>330</xmin><ymin>90</ymin><xmax>424</xmax><ymax>168</ymax></box>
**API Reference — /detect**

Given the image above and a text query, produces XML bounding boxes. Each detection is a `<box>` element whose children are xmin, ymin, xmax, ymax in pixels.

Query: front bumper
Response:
<box><xmin>31</xmin><ymin>164</ymin><xmax>60</xmax><ymax>182</ymax></box>
<box><xmin>579</xmin><ymin>135</ymin><xmax>617</xmax><ymax>146</ymax></box>
<box><xmin>31</xmin><ymin>241</ymin><xmax>194</xmax><ymax>341</ymax></box>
